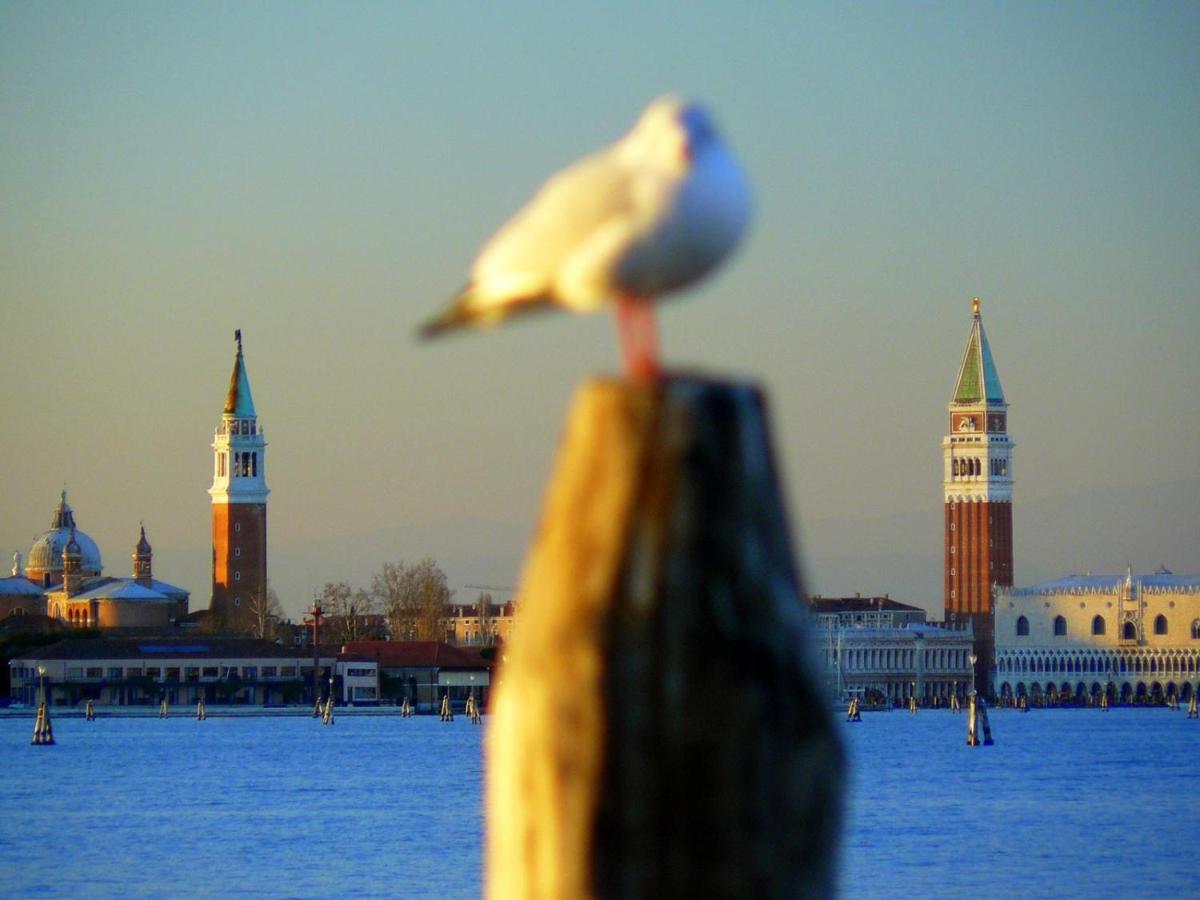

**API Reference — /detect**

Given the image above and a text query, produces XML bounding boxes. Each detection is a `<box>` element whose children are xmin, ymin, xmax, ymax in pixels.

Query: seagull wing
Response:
<box><xmin>419</xmin><ymin>148</ymin><xmax>638</xmax><ymax>338</ymax></box>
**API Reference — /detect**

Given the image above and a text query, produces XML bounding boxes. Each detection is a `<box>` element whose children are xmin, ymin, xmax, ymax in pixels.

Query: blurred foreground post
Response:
<box><xmin>487</xmin><ymin>375</ymin><xmax>842</xmax><ymax>899</ymax></box>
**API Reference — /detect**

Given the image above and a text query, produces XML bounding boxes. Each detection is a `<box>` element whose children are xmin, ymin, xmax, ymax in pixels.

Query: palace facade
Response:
<box><xmin>994</xmin><ymin>569</ymin><xmax>1200</xmax><ymax>705</ymax></box>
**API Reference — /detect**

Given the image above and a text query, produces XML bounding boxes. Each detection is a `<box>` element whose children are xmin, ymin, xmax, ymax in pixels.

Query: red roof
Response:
<box><xmin>340</xmin><ymin>640</ymin><xmax>491</xmax><ymax>669</ymax></box>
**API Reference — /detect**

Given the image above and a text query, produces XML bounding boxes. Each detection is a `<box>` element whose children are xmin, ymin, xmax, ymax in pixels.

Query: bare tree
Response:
<box><xmin>246</xmin><ymin>583</ymin><xmax>284</xmax><ymax>640</ymax></box>
<box><xmin>476</xmin><ymin>592</ymin><xmax>494</xmax><ymax>646</ymax></box>
<box><xmin>373</xmin><ymin>558</ymin><xmax>454</xmax><ymax>641</ymax></box>
<box><xmin>320</xmin><ymin>581</ymin><xmax>380</xmax><ymax>645</ymax></box>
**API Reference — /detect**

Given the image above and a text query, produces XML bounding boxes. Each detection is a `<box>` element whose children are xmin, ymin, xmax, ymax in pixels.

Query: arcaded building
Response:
<box><xmin>943</xmin><ymin>299</ymin><xmax>1014</xmax><ymax>694</ymax></box>
<box><xmin>995</xmin><ymin>569</ymin><xmax>1200</xmax><ymax>705</ymax></box>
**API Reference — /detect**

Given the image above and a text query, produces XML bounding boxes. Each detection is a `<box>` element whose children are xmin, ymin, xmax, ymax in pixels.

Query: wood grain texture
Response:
<box><xmin>487</xmin><ymin>375</ymin><xmax>842</xmax><ymax>899</ymax></box>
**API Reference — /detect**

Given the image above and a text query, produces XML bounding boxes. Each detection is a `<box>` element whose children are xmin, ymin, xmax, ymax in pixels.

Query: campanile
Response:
<box><xmin>943</xmin><ymin>299</ymin><xmax>1013</xmax><ymax>693</ymax></box>
<box><xmin>209</xmin><ymin>330</ymin><xmax>269</xmax><ymax>629</ymax></box>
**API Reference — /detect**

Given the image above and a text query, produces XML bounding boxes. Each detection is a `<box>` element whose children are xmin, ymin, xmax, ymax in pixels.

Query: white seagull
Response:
<box><xmin>419</xmin><ymin>96</ymin><xmax>752</xmax><ymax>380</ymax></box>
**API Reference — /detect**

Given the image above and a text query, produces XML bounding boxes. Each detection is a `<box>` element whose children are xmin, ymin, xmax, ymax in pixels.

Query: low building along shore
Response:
<box><xmin>809</xmin><ymin>596</ymin><xmax>975</xmax><ymax>705</ymax></box>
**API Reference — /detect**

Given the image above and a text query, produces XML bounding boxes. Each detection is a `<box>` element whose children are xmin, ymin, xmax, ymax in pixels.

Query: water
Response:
<box><xmin>2</xmin><ymin>709</ymin><xmax>1196</xmax><ymax>897</ymax></box>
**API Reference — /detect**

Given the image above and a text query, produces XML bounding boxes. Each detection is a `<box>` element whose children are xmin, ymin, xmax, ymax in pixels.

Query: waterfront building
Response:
<box><xmin>943</xmin><ymin>298</ymin><xmax>1014</xmax><ymax>694</ymax></box>
<box><xmin>209</xmin><ymin>330</ymin><xmax>269</xmax><ymax>631</ymax></box>
<box><xmin>7</xmin><ymin>637</ymin><xmax>378</xmax><ymax>706</ymax></box>
<box><xmin>341</xmin><ymin>640</ymin><xmax>493</xmax><ymax>710</ymax></box>
<box><xmin>809</xmin><ymin>596</ymin><xmax>975</xmax><ymax>704</ymax></box>
<box><xmin>5</xmin><ymin>493</ymin><xmax>189</xmax><ymax>629</ymax></box>
<box><xmin>994</xmin><ymin>569</ymin><xmax>1200</xmax><ymax>705</ymax></box>
<box><xmin>446</xmin><ymin>597</ymin><xmax>518</xmax><ymax>646</ymax></box>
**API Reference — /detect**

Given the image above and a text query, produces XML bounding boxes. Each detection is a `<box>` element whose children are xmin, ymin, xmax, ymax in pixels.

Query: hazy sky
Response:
<box><xmin>3</xmin><ymin>3</ymin><xmax>1197</xmax><ymax>619</ymax></box>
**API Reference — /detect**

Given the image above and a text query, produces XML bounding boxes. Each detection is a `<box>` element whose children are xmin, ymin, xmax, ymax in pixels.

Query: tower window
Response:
<box><xmin>218</xmin><ymin>454</ymin><xmax>226</xmax><ymax>477</ymax></box>
<box><xmin>234</xmin><ymin>571</ymin><xmax>241</xmax><ymax>582</ymax></box>
<box><xmin>235</xmin><ymin>522</ymin><xmax>242</xmax><ymax>534</ymax></box>
<box><xmin>252</xmin><ymin>453</ymin><xmax>257</xmax><ymax>477</ymax></box>
<box><xmin>234</xmin><ymin>547</ymin><xmax>242</xmax><ymax>558</ymax></box>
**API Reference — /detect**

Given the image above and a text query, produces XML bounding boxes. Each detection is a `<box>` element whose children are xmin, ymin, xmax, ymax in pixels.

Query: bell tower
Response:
<box><xmin>209</xmin><ymin>330</ymin><xmax>269</xmax><ymax>630</ymax></box>
<box><xmin>943</xmin><ymin>298</ymin><xmax>1013</xmax><ymax>694</ymax></box>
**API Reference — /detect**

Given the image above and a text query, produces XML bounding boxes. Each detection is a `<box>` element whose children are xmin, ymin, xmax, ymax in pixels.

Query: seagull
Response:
<box><xmin>419</xmin><ymin>96</ymin><xmax>752</xmax><ymax>381</ymax></box>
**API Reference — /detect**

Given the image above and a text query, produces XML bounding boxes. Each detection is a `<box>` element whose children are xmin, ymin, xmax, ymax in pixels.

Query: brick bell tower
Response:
<box><xmin>209</xmin><ymin>330</ymin><xmax>269</xmax><ymax>630</ymax></box>
<box><xmin>943</xmin><ymin>299</ymin><xmax>1013</xmax><ymax>696</ymax></box>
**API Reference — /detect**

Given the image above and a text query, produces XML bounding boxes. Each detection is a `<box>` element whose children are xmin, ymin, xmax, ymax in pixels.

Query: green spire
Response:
<box><xmin>951</xmin><ymin>298</ymin><xmax>1005</xmax><ymax>405</ymax></box>
<box><xmin>223</xmin><ymin>329</ymin><xmax>257</xmax><ymax>418</ymax></box>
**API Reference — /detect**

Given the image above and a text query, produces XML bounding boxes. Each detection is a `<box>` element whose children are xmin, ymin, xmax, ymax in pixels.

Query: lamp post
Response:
<box><xmin>305</xmin><ymin>597</ymin><xmax>324</xmax><ymax>706</ymax></box>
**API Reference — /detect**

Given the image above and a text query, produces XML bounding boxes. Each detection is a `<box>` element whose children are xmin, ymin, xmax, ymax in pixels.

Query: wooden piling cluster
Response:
<box><xmin>197</xmin><ymin>699</ymin><xmax>207</xmax><ymax>720</ymax></box>
<box><xmin>846</xmin><ymin>698</ymin><xmax>862</xmax><ymax>722</ymax></box>
<box><xmin>85</xmin><ymin>699</ymin><xmax>95</xmax><ymax>721</ymax></box>
<box><xmin>966</xmin><ymin>694</ymin><xmax>994</xmax><ymax>747</ymax></box>
<box><xmin>949</xmin><ymin>692</ymin><xmax>961</xmax><ymax>713</ymax></box>
<box><xmin>401</xmin><ymin>696</ymin><xmax>413</xmax><ymax>717</ymax></box>
<box><xmin>439</xmin><ymin>694</ymin><xmax>454</xmax><ymax>722</ymax></box>
<box><xmin>1188</xmin><ymin>692</ymin><xmax>1197</xmax><ymax>719</ymax></box>
<box><xmin>466</xmin><ymin>693</ymin><xmax>482</xmax><ymax>725</ymax></box>
<box><xmin>486</xmin><ymin>376</ymin><xmax>842</xmax><ymax>899</ymax></box>
<box><xmin>31</xmin><ymin>702</ymin><xmax>55</xmax><ymax>746</ymax></box>
<box><xmin>159</xmin><ymin>695</ymin><xmax>169</xmax><ymax>719</ymax></box>
<box><xmin>322</xmin><ymin>695</ymin><xmax>335</xmax><ymax>725</ymax></box>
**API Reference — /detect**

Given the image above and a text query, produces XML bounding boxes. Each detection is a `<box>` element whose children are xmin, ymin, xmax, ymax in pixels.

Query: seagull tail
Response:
<box><xmin>417</xmin><ymin>288</ymin><xmax>556</xmax><ymax>341</ymax></box>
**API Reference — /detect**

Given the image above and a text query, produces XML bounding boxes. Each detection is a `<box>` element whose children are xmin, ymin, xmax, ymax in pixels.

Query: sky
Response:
<box><xmin>2</xmin><ymin>2</ymin><xmax>1197</xmax><ymax>620</ymax></box>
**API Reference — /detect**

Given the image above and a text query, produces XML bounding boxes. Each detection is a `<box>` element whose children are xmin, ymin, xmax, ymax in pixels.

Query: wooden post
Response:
<box><xmin>487</xmin><ymin>376</ymin><xmax>842</xmax><ymax>899</ymax></box>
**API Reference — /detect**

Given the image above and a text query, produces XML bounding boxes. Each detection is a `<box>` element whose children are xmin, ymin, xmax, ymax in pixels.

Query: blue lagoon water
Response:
<box><xmin>2</xmin><ymin>708</ymin><xmax>1196</xmax><ymax>897</ymax></box>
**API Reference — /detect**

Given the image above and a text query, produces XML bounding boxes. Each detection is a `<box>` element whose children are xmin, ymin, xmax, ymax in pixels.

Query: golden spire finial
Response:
<box><xmin>972</xmin><ymin>297</ymin><xmax>981</xmax><ymax>318</ymax></box>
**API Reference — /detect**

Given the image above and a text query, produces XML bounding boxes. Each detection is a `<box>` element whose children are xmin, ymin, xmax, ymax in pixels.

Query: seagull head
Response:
<box><xmin>623</xmin><ymin>96</ymin><xmax>722</xmax><ymax>170</ymax></box>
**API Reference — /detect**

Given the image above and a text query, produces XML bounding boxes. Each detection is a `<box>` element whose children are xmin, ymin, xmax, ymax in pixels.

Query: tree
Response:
<box><xmin>476</xmin><ymin>592</ymin><xmax>494</xmax><ymax>646</ymax></box>
<box><xmin>246</xmin><ymin>583</ymin><xmax>284</xmax><ymax>640</ymax></box>
<box><xmin>373</xmin><ymin>558</ymin><xmax>454</xmax><ymax>641</ymax></box>
<box><xmin>320</xmin><ymin>581</ymin><xmax>380</xmax><ymax>644</ymax></box>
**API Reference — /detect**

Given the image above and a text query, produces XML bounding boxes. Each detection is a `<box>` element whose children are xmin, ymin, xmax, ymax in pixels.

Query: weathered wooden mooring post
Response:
<box><xmin>486</xmin><ymin>376</ymin><xmax>842</xmax><ymax>899</ymax></box>
<box><xmin>159</xmin><ymin>693</ymin><xmax>169</xmax><ymax>719</ymax></box>
<box><xmin>440</xmin><ymin>693</ymin><xmax>454</xmax><ymax>722</ymax></box>
<box><xmin>197</xmin><ymin>698</ymin><xmax>207</xmax><ymax>720</ymax></box>
<box><xmin>32</xmin><ymin>702</ymin><xmax>55</xmax><ymax>745</ymax></box>
<box><xmin>1188</xmin><ymin>690</ymin><xmax>1197</xmax><ymax>719</ymax></box>
<box><xmin>85</xmin><ymin>699</ymin><xmax>95</xmax><ymax>721</ymax></box>
<box><xmin>846</xmin><ymin>697</ymin><xmax>861</xmax><ymax>722</ymax></box>
<box><xmin>401</xmin><ymin>695</ymin><xmax>412</xmax><ymax>717</ymax></box>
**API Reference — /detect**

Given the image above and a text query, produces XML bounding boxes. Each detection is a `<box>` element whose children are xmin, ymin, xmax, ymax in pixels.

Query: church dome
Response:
<box><xmin>27</xmin><ymin>492</ymin><xmax>103</xmax><ymax>580</ymax></box>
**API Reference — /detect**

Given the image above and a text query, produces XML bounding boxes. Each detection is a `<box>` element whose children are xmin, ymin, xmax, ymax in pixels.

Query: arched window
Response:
<box><xmin>1154</xmin><ymin>614</ymin><xmax>1167</xmax><ymax>636</ymax></box>
<box><xmin>1092</xmin><ymin>615</ymin><xmax>1106</xmax><ymax>636</ymax></box>
<box><xmin>1016</xmin><ymin>615</ymin><xmax>1030</xmax><ymax>636</ymax></box>
<box><xmin>1054</xmin><ymin>615</ymin><xmax>1067</xmax><ymax>636</ymax></box>
<box><xmin>1123</xmin><ymin>621</ymin><xmax>1137</xmax><ymax>640</ymax></box>
<box><xmin>952</xmin><ymin>459</ymin><xmax>959</xmax><ymax>476</ymax></box>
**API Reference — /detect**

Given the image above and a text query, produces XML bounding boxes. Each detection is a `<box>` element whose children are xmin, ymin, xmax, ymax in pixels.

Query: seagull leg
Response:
<box><xmin>616</xmin><ymin>296</ymin><xmax>660</xmax><ymax>383</ymax></box>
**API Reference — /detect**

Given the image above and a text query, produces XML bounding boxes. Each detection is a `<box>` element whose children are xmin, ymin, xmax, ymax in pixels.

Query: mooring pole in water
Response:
<box><xmin>159</xmin><ymin>691</ymin><xmax>169</xmax><ymax>719</ymax></box>
<box><xmin>32</xmin><ymin>668</ymin><xmax>55</xmax><ymax>746</ymax></box>
<box><xmin>1188</xmin><ymin>690</ymin><xmax>1197</xmax><ymax>719</ymax></box>
<box><xmin>85</xmin><ymin>699</ymin><xmax>95</xmax><ymax>721</ymax></box>
<box><xmin>486</xmin><ymin>376</ymin><xmax>842</xmax><ymax>899</ymax></box>
<box><xmin>197</xmin><ymin>698</ymin><xmax>207</xmax><ymax>720</ymax></box>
